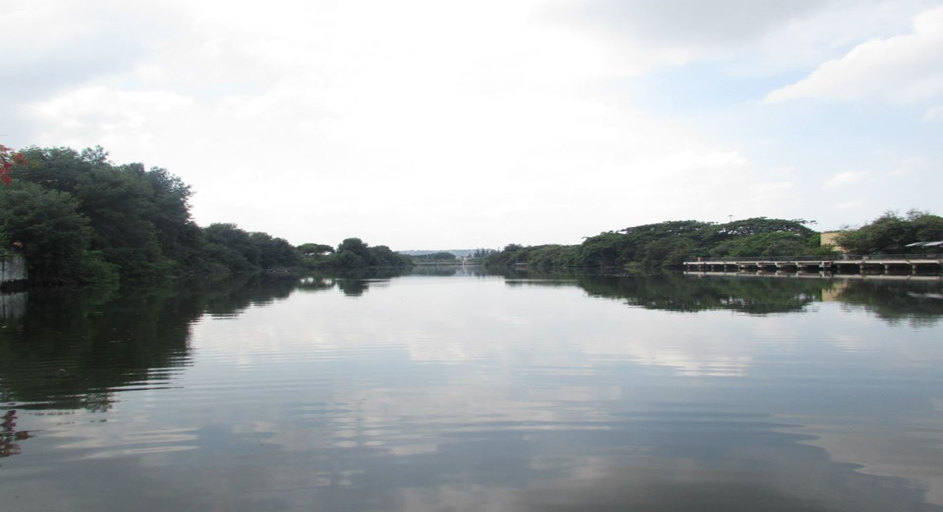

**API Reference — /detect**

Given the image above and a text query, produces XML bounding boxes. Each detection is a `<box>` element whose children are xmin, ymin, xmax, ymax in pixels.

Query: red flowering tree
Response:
<box><xmin>0</xmin><ymin>144</ymin><xmax>26</xmax><ymax>185</ymax></box>
<box><xmin>0</xmin><ymin>145</ymin><xmax>11</xmax><ymax>184</ymax></box>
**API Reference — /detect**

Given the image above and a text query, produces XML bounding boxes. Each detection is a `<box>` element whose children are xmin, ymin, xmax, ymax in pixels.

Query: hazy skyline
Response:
<box><xmin>4</xmin><ymin>0</ymin><xmax>942</xmax><ymax>249</ymax></box>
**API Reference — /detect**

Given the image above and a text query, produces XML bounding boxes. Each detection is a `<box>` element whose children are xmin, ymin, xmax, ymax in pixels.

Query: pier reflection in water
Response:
<box><xmin>0</xmin><ymin>271</ymin><xmax>941</xmax><ymax>511</ymax></box>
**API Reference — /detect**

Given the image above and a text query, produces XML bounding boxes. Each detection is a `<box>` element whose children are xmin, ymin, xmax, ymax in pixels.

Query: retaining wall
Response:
<box><xmin>0</xmin><ymin>252</ymin><xmax>27</xmax><ymax>285</ymax></box>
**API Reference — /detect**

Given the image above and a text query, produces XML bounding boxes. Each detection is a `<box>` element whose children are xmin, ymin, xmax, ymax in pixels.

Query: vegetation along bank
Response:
<box><xmin>0</xmin><ymin>145</ymin><xmax>409</xmax><ymax>285</ymax></box>
<box><xmin>484</xmin><ymin>212</ymin><xmax>943</xmax><ymax>271</ymax></box>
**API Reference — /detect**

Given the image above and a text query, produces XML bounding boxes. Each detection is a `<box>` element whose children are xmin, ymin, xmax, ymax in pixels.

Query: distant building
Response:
<box><xmin>820</xmin><ymin>231</ymin><xmax>846</xmax><ymax>253</ymax></box>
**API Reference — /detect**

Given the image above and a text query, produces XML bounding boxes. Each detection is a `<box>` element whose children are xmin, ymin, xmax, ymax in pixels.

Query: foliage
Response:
<box><xmin>485</xmin><ymin>217</ymin><xmax>822</xmax><ymax>270</ymax></box>
<box><xmin>836</xmin><ymin>210</ymin><xmax>943</xmax><ymax>254</ymax></box>
<box><xmin>0</xmin><ymin>182</ymin><xmax>117</xmax><ymax>284</ymax></box>
<box><xmin>0</xmin><ymin>144</ymin><xmax>26</xmax><ymax>186</ymax></box>
<box><xmin>297</xmin><ymin>243</ymin><xmax>335</xmax><ymax>257</ymax></box>
<box><xmin>3</xmin><ymin>145</ymin><xmax>321</xmax><ymax>284</ymax></box>
<box><xmin>249</xmin><ymin>232</ymin><xmax>301</xmax><ymax>269</ymax></box>
<box><xmin>202</xmin><ymin>223</ymin><xmax>260</xmax><ymax>274</ymax></box>
<box><xmin>371</xmin><ymin>245</ymin><xmax>410</xmax><ymax>267</ymax></box>
<box><xmin>709</xmin><ymin>232</ymin><xmax>815</xmax><ymax>258</ymax></box>
<box><xmin>13</xmin><ymin>147</ymin><xmax>192</xmax><ymax>280</ymax></box>
<box><xmin>311</xmin><ymin>238</ymin><xmax>412</xmax><ymax>270</ymax></box>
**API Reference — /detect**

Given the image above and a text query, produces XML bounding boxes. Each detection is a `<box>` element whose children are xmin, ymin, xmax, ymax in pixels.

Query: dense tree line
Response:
<box><xmin>485</xmin><ymin>218</ymin><xmax>829</xmax><ymax>270</ymax></box>
<box><xmin>0</xmin><ymin>146</ymin><xmax>408</xmax><ymax>284</ymax></box>
<box><xmin>835</xmin><ymin>210</ymin><xmax>943</xmax><ymax>254</ymax></box>
<box><xmin>303</xmin><ymin>238</ymin><xmax>412</xmax><ymax>270</ymax></box>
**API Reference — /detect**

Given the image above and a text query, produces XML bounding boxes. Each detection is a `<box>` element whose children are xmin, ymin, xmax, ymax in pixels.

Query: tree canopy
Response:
<box><xmin>2</xmin><ymin>145</ymin><xmax>408</xmax><ymax>284</ymax></box>
<box><xmin>486</xmin><ymin>217</ymin><xmax>827</xmax><ymax>270</ymax></box>
<box><xmin>309</xmin><ymin>238</ymin><xmax>412</xmax><ymax>271</ymax></box>
<box><xmin>836</xmin><ymin>210</ymin><xmax>943</xmax><ymax>254</ymax></box>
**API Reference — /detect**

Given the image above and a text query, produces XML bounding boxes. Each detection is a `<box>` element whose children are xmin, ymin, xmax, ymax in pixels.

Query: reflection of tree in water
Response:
<box><xmin>200</xmin><ymin>275</ymin><xmax>299</xmax><ymax>317</ymax></box>
<box><xmin>0</xmin><ymin>275</ymin><xmax>338</xmax><ymax>415</ymax></box>
<box><xmin>297</xmin><ymin>276</ymin><xmax>334</xmax><ymax>292</ymax></box>
<box><xmin>336</xmin><ymin>279</ymin><xmax>372</xmax><ymax>297</ymax></box>
<box><xmin>579</xmin><ymin>274</ymin><xmax>829</xmax><ymax>314</ymax></box>
<box><xmin>505</xmin><ymin>271</ymin><xmax>827</xmax><ymax>314</ymax></box>
<box><xmin>503</xmin><ymin>270</ymin><xmax>943</xmax><ymax>322</ymax></box>
<box><xmin>0</xmin><ymin>410</ymin><xmax>33</xmax><ymax>458</ymax></box>
<box><xmin>325</xmin><ymin>268</ymin><xmax>406</xmax><ymax>297</ymax></box>
<box><xmin>0</xmin><ymin>283</ymin><xmax>196</xmax><ymax>412</ymax></box>
<box><xmin>836</xmin><ymin>280</ymin><xmax>943</xmax><ymax>327</ymax></box>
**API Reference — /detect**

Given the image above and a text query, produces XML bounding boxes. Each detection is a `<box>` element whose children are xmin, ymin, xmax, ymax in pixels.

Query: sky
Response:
<box><xmin>3</xmin><ymin>0</ymin><xmax>942</xmax><ymax>249</ymax></box>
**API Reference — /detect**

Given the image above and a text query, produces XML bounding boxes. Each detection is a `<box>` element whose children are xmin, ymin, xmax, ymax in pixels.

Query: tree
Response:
<box><xmin>203</xmin><ymin>223</ymin><xmax>259</xmax><ymax>272</ymax></box>
<box><xmin>0</xmin><ymin>144</ymin><xmax>25</xmax><ymax>186</ymax></box>
<box><xmin>485</xmin><ymin>218</ymin><xmax>824</xmax><ymax>270</ymax></box>
<box><xmin>249</xmin><ymin>232</ymin><xmax>301</xmax><ymax>269</ymax></box>
<box><xmin>336</xmin><ymin>238</ymin><xmax>376</xmax><ymax>266</ymax></box>
<box><xmin>12</xmin><ymin>147</ymin><xmax>191</xmax><ymax>280</ymax></box>
<box><xmin>370</xmin><ymin>245</ymin><xmax>410</xmax><ymax>267</ymax></box>
<box><xmin>837</xmin><ymin>210</ymin><xmax>943</xmax><ymax>254</ymax></box>
<box><xmin>297</xmin><ymin>243</ymin><xmax>335</xmax><ymax>257</ymax></box>
<box><xmin>330</xmin><ymin>250</ymin><xmax>365</xmax><ymax>269</ymax></box>
<box><xmin>2</xmin><ymin>144</ymin><xmax>325</xmax><ymax>283</ymax></box>
<box><xmin>0</xmin><ymin>182</ymin><xmax>116</xmax><ymax>284</ymax></box>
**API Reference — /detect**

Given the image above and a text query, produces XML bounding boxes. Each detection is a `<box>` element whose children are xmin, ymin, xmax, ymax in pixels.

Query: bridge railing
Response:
<box><xmin>688</xmin><ymin>253</ymin><xmax>943</xmax><ymax>263</ymax></box>
<box><xmin>864</xmin><ymin>253</ymin><xmax>943</xmax><ymax>260</ymax></box>
<box><xmin>691</xmin><ymin>255</ymin><xmax>839</xmax><ymax>262</ymax></box>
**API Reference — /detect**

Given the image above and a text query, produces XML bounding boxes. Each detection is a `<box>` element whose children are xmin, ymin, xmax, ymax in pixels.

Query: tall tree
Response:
<box><xmin>0</xmin><ymin>182</ymin><xmax>115</xmax><ymax>284</ymax></box>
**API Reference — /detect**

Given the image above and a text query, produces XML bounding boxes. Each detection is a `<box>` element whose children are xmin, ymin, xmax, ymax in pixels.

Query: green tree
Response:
<box><xmin>0</xmin><ymin>182</ymin><xmax>116</xmax><ymax>284</ymax></box>
<box><xmin>203</xmin><ymin>223</ymin><xmax>260</xmax><ymax>273</ymax></box>
<box><xmin>837</xmin><ymin>210</ymin><xmax>943</xmax><ymax>254</ymax></box>
<box><xmin>337</xmin><ymin>238</ymin><xmax>373</xmax><ymax>262</ymax></box>
<box><xmin>297</xmin><ymin>243</ymin><xmax>335</xmax><ymax>257</ymax></box>
<box><xmin>485</xmin><ymin>218</ymin><xmax>821</xmax><ymax>270</ymax></box>
<box><xmin>12</xmin><ymin>147</ymin><xmax>194</xmax><ymax>280</ymax></box>
<box><xmin>249</xmin><ymin>232</ymin><xmax>301</xmax><ymax>269</ymax></box>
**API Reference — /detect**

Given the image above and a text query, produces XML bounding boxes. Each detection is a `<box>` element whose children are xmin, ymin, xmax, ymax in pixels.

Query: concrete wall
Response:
<box><xmin>0</xmin><ymin>291</ymin><xmax>26</xmax><ymax>321</ymax></box>
<box><xmin>820</xmin><ymin>231</ymin><xmax>846</xmax><ymax>252</ymax></box>
<box><xmin>0</xmin><ymin>252</ymin><xmax>27</xmax><ymax>285</ymax></box>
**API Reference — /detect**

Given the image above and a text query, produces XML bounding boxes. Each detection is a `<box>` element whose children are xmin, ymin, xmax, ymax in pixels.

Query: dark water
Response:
<box><xmin>2</xmin><ymin>271</ymin><xmax>942</xmax><ymax>511</ymax></box>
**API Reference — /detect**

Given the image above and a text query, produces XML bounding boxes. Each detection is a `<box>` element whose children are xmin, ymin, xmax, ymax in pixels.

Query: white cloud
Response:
<box><xmin>888</xmin><ymin>156</ymin><xmax>931</xmax><ymax>176</ymax></box>
<box><xmin>553</xmin><ymin>0</ymin><xmax>939</xmax><ymax>77</ymax></box>
<box><xmin>17</xmin><ymin>0</ymin><xmax>812</xmax><ymax>248</ymax></box>
<box><xmin>766</xmin><ymin>6</ymin><xmax>943</xmax><ymax>104</ymax></box>
<box><xmin>834</xmin><ymin>197</ymin><xmax>869</xmax><ymax>211</ymax></box>
<box><xmin>30</xmin><ymin>87</ymin><xmax>194</xmax><ymax>150</ymax></box>
<box><xmin>925</xmin><ymin>105</ymin><xmax>943</xmax><ymax>121</ymax></box>
<box><xmin>6</xmin><ymin>0</ymin><xmax>942</xmax><ymax>247</ymax></box>
<box><xmin>824</xmin><ymin>170</ymin><xmax>870</xmax><ymax>188</ymax></box>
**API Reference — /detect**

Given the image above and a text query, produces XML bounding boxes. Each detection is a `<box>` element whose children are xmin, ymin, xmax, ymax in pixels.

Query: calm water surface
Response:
<box><xmin>1</xmin><ymin>271</ymin><xmax>942</xmax><ymax>511</ymax></box>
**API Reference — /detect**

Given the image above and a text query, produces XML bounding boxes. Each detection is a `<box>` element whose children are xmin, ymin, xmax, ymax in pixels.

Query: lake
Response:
<box><xmin>2</xmin><ymin>270</ymin><xmax>942</xmax><ymax>511</ymax></box>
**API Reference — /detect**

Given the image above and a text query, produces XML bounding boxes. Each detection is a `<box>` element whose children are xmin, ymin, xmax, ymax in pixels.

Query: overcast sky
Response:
<box><xmin>3</xmin><ymin>0</ymin><xmax>942</xmax><ymax>249</ymax></box>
